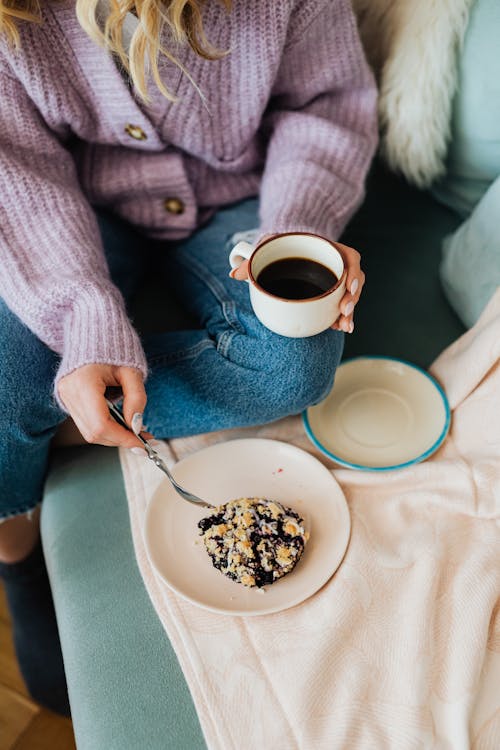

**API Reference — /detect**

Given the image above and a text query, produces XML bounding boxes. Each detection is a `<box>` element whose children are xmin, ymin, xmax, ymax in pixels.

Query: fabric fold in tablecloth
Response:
<box><xmin>120</xmin><ymin>290</ymin><xmax>500</xmax><ymax>750</ymax></box>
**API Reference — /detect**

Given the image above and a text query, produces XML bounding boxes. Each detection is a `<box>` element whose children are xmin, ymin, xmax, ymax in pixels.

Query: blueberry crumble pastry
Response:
<box><xmin>198</xmin><ymin>498</ymin><xmax>309</xmax><ymax>588</ymax></box>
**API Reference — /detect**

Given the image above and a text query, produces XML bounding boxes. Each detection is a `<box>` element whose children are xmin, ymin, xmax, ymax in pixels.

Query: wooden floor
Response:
<box><xmin>0</xmin><ymin>583</ymin><xmax>76</xmax><ymax>750</ymax></box>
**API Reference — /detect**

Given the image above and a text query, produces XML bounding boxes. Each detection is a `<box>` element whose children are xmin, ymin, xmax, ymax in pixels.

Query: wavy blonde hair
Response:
<box><xmin>0</xmin><ymin>0</ymin><xmax>231</xmax><ymax>101</ymax></box>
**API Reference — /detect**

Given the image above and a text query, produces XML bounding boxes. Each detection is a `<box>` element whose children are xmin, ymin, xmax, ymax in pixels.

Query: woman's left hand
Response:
<box><xmin>331</xmin><ymin>241</ymin><xmax>365</xmax><ymax>334</ymax></box>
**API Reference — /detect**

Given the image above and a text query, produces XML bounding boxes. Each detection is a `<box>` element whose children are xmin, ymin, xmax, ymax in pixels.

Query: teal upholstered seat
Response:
<box><xmin>41</xmin><ymin>165</ymin><xmax>464</xmax><ymax>750</ymax></box>
<box><xmin>432</xmin><ymin>0</ymin><xmax>500</xmax><ymax>218</ymax></box>
<box><xmin>431</xmin><ymin>0</ymin><xmax>500</xmax><ymax>328</ymax></box>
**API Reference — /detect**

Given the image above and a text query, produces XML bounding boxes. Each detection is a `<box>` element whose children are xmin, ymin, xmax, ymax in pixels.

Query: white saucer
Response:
<box><xmin>144</xmin><ymin>438</ymin><xmax>350</xmax><ymax>616</ymax></box>
<box><xmin>303</xmin><ymin>357</ymin><xmax>450</xmax><ymax>471</ymax></box>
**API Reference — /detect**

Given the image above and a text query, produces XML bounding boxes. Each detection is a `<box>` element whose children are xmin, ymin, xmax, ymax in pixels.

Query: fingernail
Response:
<box><xmin>350</xmin><ymin>278</ymin><xmax>359</xmax><ymax>296</ymax></box>
<box><xmin>349</xmin><ymin>321</ymin><xmax>354</xmax><ymax>333</ymax></box>
<box><xmin>131</xmin><ymin>413</ymin><xmax>143</xmax><ymax>435</ymax></box>
<box><xmin>130</xmin><ymin>447</ymin><xmax>146</xmax><ymax>456</ymax></box>
<box><xmin>344</xmin><ymin>301</ymin><xmax>354</xmax><ymax>317</ymax></box>
<box><xmin>149</xmin><ymin>439</ymin><xmax>162</xmax><ymax>447</ymax></box>
<box><xmin>341</xmin><ymin>320</ymin><xmax>350</xmax><ymax>332</ymax></box>
<box><xmin>228</xmin><ymin>268</ymin><xmax>238</xmax><ymax>279</ymax></box>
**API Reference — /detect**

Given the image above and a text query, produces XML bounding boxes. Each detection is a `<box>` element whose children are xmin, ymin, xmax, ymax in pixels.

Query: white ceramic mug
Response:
<box><xmin>229</xmin><ymin>232</ymin><xmax>347</xmax><ymax>337</ymax></box>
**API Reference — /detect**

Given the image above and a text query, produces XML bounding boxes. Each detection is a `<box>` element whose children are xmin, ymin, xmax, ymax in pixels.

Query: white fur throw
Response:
<box><xmin>353</xmin><ymin>0</ymin><xmax>475</xmax><ymax>187</ymax></box>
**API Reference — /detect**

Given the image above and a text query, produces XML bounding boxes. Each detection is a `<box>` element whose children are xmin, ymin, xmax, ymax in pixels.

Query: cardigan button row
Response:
<box><xmin>124</xmin><ymin>124</ymin><xmax>185</xmax><ymax>216</ymax></box>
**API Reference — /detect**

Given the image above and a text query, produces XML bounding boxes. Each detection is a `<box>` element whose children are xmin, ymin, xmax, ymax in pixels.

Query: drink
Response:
<box><xmin>256</xmin><ymin>257</ymin><xmax>338</xmax><ymax>300</ymax></box>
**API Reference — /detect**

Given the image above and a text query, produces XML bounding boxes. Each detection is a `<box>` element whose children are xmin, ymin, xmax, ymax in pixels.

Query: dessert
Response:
<box><xmin>198</xmin><ymin>497</ymin><xmax>308</xmax><ymax>588</ymax></box>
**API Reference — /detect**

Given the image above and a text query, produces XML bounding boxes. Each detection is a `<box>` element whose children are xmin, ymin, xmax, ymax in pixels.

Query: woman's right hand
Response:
<box><xmin>57</xmin><ymin>363</ymin><xmax>148</xmax><ymax>448</ymax></box>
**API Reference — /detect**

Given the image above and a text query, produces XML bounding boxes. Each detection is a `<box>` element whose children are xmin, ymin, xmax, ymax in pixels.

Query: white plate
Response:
<box><xmin>303</xmin><ymin>357</ymin><xmax>450</xmax><ymax>471</ymax></box>
<box><xmin>144</xmin><ymin>438</ymin><xmax>350</xmax><ymax>616</ymax></box>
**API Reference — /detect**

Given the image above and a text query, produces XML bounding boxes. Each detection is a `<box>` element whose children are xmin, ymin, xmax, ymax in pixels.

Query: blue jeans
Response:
<box><xmin>0</xmin><ymin>199</ymin><xmax>343</xmax><ymax>520</ymax></box>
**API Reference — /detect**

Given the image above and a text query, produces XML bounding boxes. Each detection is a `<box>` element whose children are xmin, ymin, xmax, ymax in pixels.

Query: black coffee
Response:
<box><xmin>256</xmin><ymin>257</ymin><xmax>338</xmax><ymax>300</ymax></box>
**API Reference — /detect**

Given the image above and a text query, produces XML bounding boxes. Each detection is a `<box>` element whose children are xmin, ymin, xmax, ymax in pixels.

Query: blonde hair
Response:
<box><xmin>0</xmin><ymin>0</ymin><xmax>231</xmax><ymax>101</ymax></box>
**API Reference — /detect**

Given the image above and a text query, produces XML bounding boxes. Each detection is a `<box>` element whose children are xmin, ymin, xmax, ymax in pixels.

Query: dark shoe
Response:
<box><xmin>0</xmin><ymin>539</ymin><xmax>71</xmax><ymax>716</ymax></box>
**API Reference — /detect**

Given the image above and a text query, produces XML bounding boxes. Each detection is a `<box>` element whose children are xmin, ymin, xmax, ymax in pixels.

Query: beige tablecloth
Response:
<box><xmin>120</xmin><ymin>290</ymin><xmax>500</xmax><ymax>750</ymax></box>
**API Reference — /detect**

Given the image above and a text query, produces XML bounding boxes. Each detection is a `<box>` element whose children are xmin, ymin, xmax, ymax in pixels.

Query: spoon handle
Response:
<box><xmin>106</xmin><ymin>399</ymin><xmax>214</xmax><ymax>509</ymax></box>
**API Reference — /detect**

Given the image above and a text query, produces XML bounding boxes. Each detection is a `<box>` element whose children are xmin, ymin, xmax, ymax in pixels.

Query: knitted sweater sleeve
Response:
<box><xmin>259</xmin><ymin>0</ymin><xmax>378</xmax><ymax>241</ymax></box>
<box><xmin>0</xmin><ymin>69</ymin><xmax>147</xmax><ymax>403</ymax></box>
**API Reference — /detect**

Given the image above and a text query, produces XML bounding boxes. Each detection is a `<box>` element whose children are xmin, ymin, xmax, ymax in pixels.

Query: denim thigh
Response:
<box><xmin>142</xmin><ymin>199</ymin><xmax>344</xmax><ymax>437</ymax></box>
<box><xmin>0</xmin><ymin>298</ymin><xmax>64</xmax><ymax>520</ymax></box>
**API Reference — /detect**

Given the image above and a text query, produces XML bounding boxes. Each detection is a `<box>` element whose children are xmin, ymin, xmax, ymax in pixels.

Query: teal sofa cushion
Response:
<box><xmin>432</xmin><ymin>0</ymin><xmax>500</xmax><ymax>217</ymax></box>
<box><xmin>42</xmin><ymin>446</ymin><xmax>206</xmax><ymax>750</ymax></box>
<box><xmin>440</xmin><ymin>175</ymin><xmax>500</xmax><ymax>327</ymax></box>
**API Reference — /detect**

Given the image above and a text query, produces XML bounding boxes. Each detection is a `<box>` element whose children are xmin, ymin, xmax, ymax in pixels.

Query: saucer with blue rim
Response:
<box><xmin>303</xmin><ymin>356</ymin><xmax>451</xmax><ymax>471</ymax></box>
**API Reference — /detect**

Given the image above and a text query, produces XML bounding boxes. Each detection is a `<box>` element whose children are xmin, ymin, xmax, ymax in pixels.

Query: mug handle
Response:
<box><xmin>229</xmin><ymin>241</ymin><xmax>254</xmax><ymax>282</ymax></box>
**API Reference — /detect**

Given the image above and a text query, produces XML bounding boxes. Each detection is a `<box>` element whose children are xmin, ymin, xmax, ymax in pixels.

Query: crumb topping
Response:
<box><xmin>198</xmin><ymin>497</ymin><xmax>309</xmax><ymax>588</ymax></box>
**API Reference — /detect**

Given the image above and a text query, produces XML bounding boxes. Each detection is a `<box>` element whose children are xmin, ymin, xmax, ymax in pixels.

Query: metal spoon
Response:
<box><xmin>106</xmin><ymin>399</ymin><xmax>215</xmax><ymax>509</ymax></box>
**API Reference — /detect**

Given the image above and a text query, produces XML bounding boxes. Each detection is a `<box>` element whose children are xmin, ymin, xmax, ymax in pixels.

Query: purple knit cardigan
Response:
<box><xmin>0</xmin><ymin>0</ymin><xmax>377</xmax><ymax>395</ymax></box>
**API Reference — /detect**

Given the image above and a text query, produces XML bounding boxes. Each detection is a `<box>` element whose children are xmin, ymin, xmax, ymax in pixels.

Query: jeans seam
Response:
<box><xmin>174</xmin><ymin>252</ymin><xmax>246</xmax><ymax>334</ymax></box>
<box><xmin>217</xmin><ymin>329</ymin><xmax>238</xmax><ymax>358</ymax></box>
<box><xmin>221</xmin><ymin>300</ymin><xmax>245</xmax><ymax>333</ymax></box>
<box><xmin>148</xmin><ymin>338</ymin><xmax>215</xmax><ymax>367</ymax></box>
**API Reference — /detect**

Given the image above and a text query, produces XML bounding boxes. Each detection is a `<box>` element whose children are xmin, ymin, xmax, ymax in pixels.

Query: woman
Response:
<box><xmin>0</xmin><ymin>0</ymin><xmax>377</xmax><ymax>712</ymax></box>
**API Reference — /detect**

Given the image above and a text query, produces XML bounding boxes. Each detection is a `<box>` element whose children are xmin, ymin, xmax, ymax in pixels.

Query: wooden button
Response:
<box><xmin>124</xmin><ymin>123</ymin><xmax>147</xmax><ymax>141</ymax></box>
<box><xmin>163</xmin><ymin>197</ymin><xmax>185</xmax><ymax>215</ymax></box>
